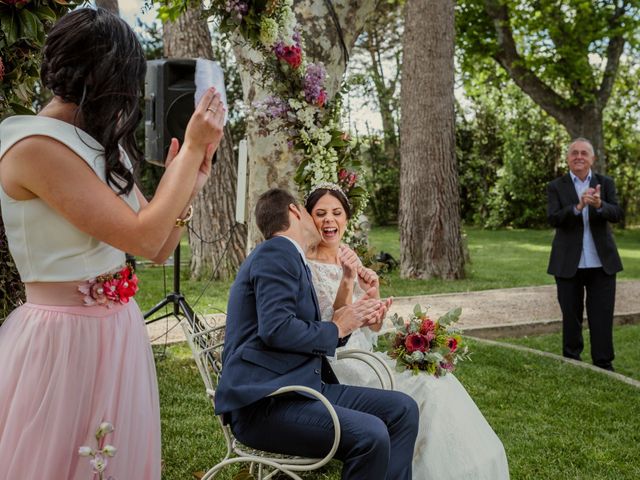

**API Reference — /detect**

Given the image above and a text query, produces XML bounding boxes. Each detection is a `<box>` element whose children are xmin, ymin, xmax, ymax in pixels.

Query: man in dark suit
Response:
<box><xmin>216</xmin><ymin>188</ymin><xmax>419</xmax><ymax>480</ymax></box>
<box><xmin>547</xmin><ymin>138</ymin><xmax>623</xmax><ymax>371</ymax></box>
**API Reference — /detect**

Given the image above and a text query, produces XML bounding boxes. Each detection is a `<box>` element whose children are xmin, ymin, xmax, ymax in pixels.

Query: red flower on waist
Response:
<box><xmin>79</xmin><ymin>265</ymin><xmax>139</xmax><ymax>308</ymax></box>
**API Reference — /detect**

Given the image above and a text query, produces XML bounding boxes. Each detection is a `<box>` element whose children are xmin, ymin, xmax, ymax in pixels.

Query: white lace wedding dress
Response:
<box><xmin>309</xmin><ymin>260</ymin><xmax>510</xmax><ymax>480</ymax></box>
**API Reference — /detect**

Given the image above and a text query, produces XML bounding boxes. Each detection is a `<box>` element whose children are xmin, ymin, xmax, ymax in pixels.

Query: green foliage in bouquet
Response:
<box><xmin>375</xmin><ymin>304</ymin><xmax>471</xmax><ymax>376</ymax></box>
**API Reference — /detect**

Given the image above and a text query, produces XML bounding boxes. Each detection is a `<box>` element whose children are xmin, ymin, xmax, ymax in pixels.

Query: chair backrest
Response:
<box><xmin>181</xmin><ymin>317</ymin><xmax>226</xmax><ymax>404</ymax></box>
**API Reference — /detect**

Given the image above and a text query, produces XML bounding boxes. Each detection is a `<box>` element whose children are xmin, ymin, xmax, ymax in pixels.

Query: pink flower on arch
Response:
<box><xmin>275</xmin><ymin>42</ymin><xmax>302</xmax><ymax>69</ymax></box>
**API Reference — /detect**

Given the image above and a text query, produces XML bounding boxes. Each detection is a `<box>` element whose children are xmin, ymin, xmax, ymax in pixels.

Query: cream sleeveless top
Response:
<box><xmin>0</xmin><ymin>115</ymin><xmax>140</xmax><ymax>282</ymax></box>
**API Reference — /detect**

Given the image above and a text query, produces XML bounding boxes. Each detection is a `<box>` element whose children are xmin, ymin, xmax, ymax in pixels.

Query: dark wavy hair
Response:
<box><xmin>255</xmin><ymin>189</ymin><xmax>298</xmax><ymax>239</ymax></box>
<box><xmin>304</xmin><ymin>189</ymin><xmax>352</xmax><ymax>219</ymax></box>
<box><xmin>40</xmin><ymin>7</ymin><xmax>146</xmax><ymax>196</ymax></box>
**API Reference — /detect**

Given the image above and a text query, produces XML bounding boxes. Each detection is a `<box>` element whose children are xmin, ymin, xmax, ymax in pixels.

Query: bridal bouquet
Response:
<box><xmin>374</xmin><ymin>304</ymin><xmax>470</xmax><ymax>377</ymax></box>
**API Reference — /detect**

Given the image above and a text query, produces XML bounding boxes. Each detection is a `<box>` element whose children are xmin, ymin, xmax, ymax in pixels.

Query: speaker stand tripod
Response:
<box><xmin>144</xmin><ymin>244</ymin><xmax>198</xmax><ymax>330</ymax></box>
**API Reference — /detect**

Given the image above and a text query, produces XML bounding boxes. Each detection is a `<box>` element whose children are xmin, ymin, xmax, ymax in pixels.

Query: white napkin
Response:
<box><xmin>194</xmin><ymin>58</ymin><xmax>228</xmax><ymax>124</ymax></box>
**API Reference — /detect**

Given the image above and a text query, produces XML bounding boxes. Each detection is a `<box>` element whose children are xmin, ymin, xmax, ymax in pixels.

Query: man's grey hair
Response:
<box><xmin>567</xmin><ymin>137</ymin><xmax>595</xmax><ymax>157</ymax></box>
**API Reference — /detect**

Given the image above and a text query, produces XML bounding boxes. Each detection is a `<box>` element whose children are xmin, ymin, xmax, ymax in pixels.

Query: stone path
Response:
<box><xmin>146</xmin><ymin>280</ymin><xmax>640</xmax><ymax>344</ymax></box>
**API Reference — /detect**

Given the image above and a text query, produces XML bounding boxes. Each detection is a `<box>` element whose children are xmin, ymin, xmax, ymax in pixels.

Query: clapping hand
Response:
<box><xmin>357</xmin><ymin>266</ymin><xmax>380</xmax><ymax>297</ymax></box>
<box><xmin>361</xmin><ymin>287</ymin><xmax>392</xmax><ymax>331</ymax></box>
<box><xmin>581</xmin><ymin>184</ymin><xmax>602</xmax><ymax>209</ymax></box>
<box><xmin>338</xmin><ymin>244</ymin><xmax>361</xmax><ymax>282</ymax></box>
<box><xmin>164</xmin><ymin>138</ymin><xmax>215</xmax><ymax>203</ymax></box>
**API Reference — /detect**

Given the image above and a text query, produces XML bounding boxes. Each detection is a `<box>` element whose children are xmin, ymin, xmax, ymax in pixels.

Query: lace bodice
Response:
<box><xmin>307</xmin><ymin>260</ymin><xmax>377</xmax><ymax>351</ymax></box>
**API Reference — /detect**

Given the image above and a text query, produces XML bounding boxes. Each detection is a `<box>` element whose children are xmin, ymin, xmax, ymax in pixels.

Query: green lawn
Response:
<box><xmin>146</xmin><ymin>226</ymin><xmax>640</xmax><ymax>479</ymax></box>
<box><xmin>370</xmin><ymin>226</ymin><xmax>640</xmax><ymax>297</ymax></box>
<box><xmin>137</xmin><ymin>226</ymin><xmax>640</xmax><ymax>316</ymax></box>
<box><xmin>156</xmin><ymin>338</ymin><xmax>640</xmax><ymax>480</ymax></box>
<box><xmin>501</xmin><ymin>323</ymin><xmax>640</xmax><ymax>381</ymax></box>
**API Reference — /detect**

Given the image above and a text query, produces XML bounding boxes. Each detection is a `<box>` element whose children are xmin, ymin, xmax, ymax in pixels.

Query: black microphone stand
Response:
<box><xmin>144</xmin><ymin>243</ymin><xmax>198</xmax><ymax>330</ymax></box>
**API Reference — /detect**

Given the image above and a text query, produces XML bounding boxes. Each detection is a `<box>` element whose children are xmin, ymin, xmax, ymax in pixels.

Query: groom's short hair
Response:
<box><xmin>255</xmin><ymin>188</ymin><xmax>298</xmax><ymax>239</ymax></box>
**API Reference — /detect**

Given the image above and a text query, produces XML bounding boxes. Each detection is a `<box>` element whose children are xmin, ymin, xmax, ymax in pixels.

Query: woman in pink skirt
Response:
<box><xmin>0</xmin><ymin>8</ymin><xmax>224</xmax><ymax>479</ymax></box>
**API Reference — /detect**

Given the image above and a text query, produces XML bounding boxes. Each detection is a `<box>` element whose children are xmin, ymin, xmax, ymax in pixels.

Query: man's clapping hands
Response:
<box><xmin>578</xmin><ymin>184</ymin><xmax>602</xmax><ymax>211</ymax></box>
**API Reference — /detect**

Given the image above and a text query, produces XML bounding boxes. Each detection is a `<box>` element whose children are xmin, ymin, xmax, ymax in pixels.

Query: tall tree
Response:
<box><xmin>457</xmin><ymin>0</ymin><xmax>639</xmax><ymax>172</ymax></box>
<box><xmin>233</xmin><ymin>0</ymin><xmax>378</xmax><ymax>246</ymax></box>
<box><xmin>399</xmin><ymin>0</ymin><xmax>465</xmax><ymax>279</ymax></box>
<box><xmin>163</xmin><ymin>6</ymin><xmax>247</xmax><ymax>279</ymax></box>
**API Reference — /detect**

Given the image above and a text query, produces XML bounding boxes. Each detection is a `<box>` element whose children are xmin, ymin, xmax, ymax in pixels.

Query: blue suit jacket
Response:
<box><xmin>215</xmin><ymin>236</ymin><xmax>342</xmax><ymax>415</ymax></box>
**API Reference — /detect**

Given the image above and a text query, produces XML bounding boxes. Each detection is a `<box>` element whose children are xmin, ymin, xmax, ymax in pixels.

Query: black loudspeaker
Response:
<box><xmin>144</xmin><ymin>58</ymin><xmax>196</xmax><ymax>166</ymax></box>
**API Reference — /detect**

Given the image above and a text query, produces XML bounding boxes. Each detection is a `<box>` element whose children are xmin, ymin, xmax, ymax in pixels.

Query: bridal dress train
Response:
<box><xmin>309</xmin><ymin>260</ymin><xmax>510</xmax><ymax>480</ymax></box>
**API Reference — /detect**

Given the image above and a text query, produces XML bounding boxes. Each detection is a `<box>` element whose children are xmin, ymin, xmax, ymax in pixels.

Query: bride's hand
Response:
<box><xmin>357</xmin><ymin>266</ymin><xmax>380</xmax><ymax>297</ymax></box>
<box><xmin>338</xmin><ymin>245</ymin><xmax>360</xmax><ymax>281</ymax></box>
<box><xmin>361</xmin><ymin>288</ymin><xmax>392</xmax><ymax>331</ymax></box>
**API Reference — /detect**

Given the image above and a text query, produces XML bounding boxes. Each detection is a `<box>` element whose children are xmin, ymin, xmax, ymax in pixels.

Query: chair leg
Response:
<box><xmin>201</xmin><ymin>457</ymin><xmax>304</xmax><ymax>480</ymax></box>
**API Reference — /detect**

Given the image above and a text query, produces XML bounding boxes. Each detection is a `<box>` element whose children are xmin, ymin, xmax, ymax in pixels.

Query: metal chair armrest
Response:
<box><xmin>266</xmin><ymin>385</ymin><xmax>341</xmax><ymax>471</ymax></box>
<box><xmin>335</xmin><ymin>348</ymin><xmax>396</xmax><ymax>390</ymax></box>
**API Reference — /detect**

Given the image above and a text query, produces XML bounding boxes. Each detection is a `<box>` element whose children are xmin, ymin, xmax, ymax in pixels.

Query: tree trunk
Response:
<box><xmin>164</xmin><ymin>6</ymin><xmax>247</xmax><ymax>280</ymax></box>
<box><xmin>95</xmin><ymin>0</ymin><xmax>119</xmax><ymax>15</ymax></box>
<box><xmin>565</xmin><ymin>106</ymin><xmax>605</xmax><ymax>174</ymax></box>
<box><xmin>235</xmin><ymin>0</ymin><xmax>377</xmax><ymax>248</ymax></box>
<box><xmin>399</xmin><ymin>0</ymin><xmax>465</xmax><ymax>280</ymax></box>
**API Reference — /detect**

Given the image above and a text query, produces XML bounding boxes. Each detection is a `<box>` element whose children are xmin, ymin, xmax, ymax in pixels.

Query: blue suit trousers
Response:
<box><xmin>230</xmin><ymin>383</ymin><xmax>419</xmax><ymax>480</ymax></box>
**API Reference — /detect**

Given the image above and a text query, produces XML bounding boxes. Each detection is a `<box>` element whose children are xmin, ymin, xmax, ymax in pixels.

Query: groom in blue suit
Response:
<box><xmin>216</xmin><ymin>188</ymin><xmax>419</xmax><ymax>480</ymax></box>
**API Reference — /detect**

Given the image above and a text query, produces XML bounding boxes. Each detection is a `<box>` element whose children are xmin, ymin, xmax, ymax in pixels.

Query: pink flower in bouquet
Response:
<box><xmin>405</xmin><ymin>333</ymin><xmax>428</xmax><ymax>353</ymax></box>
<box><xmin>338</xmin><ymin>169</ymin><xmax>348</xmax><ymax>181</ymax></box>
<box><xmin>275</xmin><ymin>43</ymin><xmax>302</xmax><ymax>69</ymax></box>
<box><xmin>420</xmin><ymin>318</ymin><xmax>435</xmax><ymax>334</ymax></box>
<box><xmin>424</xmin><ymin>330</ymin><xmax>436</xmax><ymax>344</ymax></box>
<box><xmin>440</xmin><ymin>362</ymin><xmax>455</xmax><ymax>372</ymax></box>
<box><xmin>447</xmin><ymin>338</ymin><xmax>458</xmax><ymax>352</ymax></box>
<box><xmin>0</xmin><ymin>58</ymin><xmax>4</xmax><ymax>82</ymax></box>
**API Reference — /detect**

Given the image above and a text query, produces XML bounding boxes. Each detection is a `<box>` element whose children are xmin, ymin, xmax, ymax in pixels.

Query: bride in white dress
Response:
<box><xmin>304</xmin><ymin>183</ymin><xmax>510</xmax><ymax>480</ymax></box>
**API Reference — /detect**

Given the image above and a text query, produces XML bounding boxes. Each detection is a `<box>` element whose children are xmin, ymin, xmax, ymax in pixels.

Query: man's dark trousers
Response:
<box><xmin>230</xmin><ymin>383</ymin><xmax>419</xmax><ymax>480</ymax></box>
<box><xmin>555</xmin><ymin>267</ymin><xmax>616</xmax><ymax>369</ymax></box>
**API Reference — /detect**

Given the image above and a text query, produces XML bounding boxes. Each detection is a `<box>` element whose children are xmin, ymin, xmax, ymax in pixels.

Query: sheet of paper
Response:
<box><xmin>194</xmin><ymin>58</ymin><xmax>228</xmax><ymax>124</ymax></box>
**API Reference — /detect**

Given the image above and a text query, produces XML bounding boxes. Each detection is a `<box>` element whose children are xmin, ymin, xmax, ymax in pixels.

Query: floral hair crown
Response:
<box><xmin>304</xmin><ymin>182</ymin><xmax>350</xmax><ymax>206</ymax></box>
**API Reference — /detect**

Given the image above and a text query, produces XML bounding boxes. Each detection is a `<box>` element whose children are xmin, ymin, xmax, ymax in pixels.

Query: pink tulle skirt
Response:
<box><xmin>0</xmin><ymin>300</ymin><xmax>161</xmax><ymax>479</ymax></box>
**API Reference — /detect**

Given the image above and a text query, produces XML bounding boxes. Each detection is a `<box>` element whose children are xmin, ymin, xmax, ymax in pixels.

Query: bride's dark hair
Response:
<box><xmin>40</xmin><ymin>7</ymin><xmax>146</xmax><ymax>196</ymax></box>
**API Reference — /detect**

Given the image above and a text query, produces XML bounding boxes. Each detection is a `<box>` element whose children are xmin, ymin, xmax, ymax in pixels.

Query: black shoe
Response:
<box><xmin>595</xmin><ymin>363</ymin><xmax>614</xmax><ymax>372</ymax></box>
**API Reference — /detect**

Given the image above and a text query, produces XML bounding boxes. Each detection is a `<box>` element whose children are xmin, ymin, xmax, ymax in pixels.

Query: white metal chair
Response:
<box><xmin>180</xmin><ymin>317</ymin><xmax>394</xmax><ymax>480</ymax></box>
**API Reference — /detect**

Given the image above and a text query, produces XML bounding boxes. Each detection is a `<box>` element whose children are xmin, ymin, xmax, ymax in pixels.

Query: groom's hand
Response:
<box><xmin>332</xmin><ymin>297</ymin><xmax>384</xmax><ymax>338</ymax></box>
